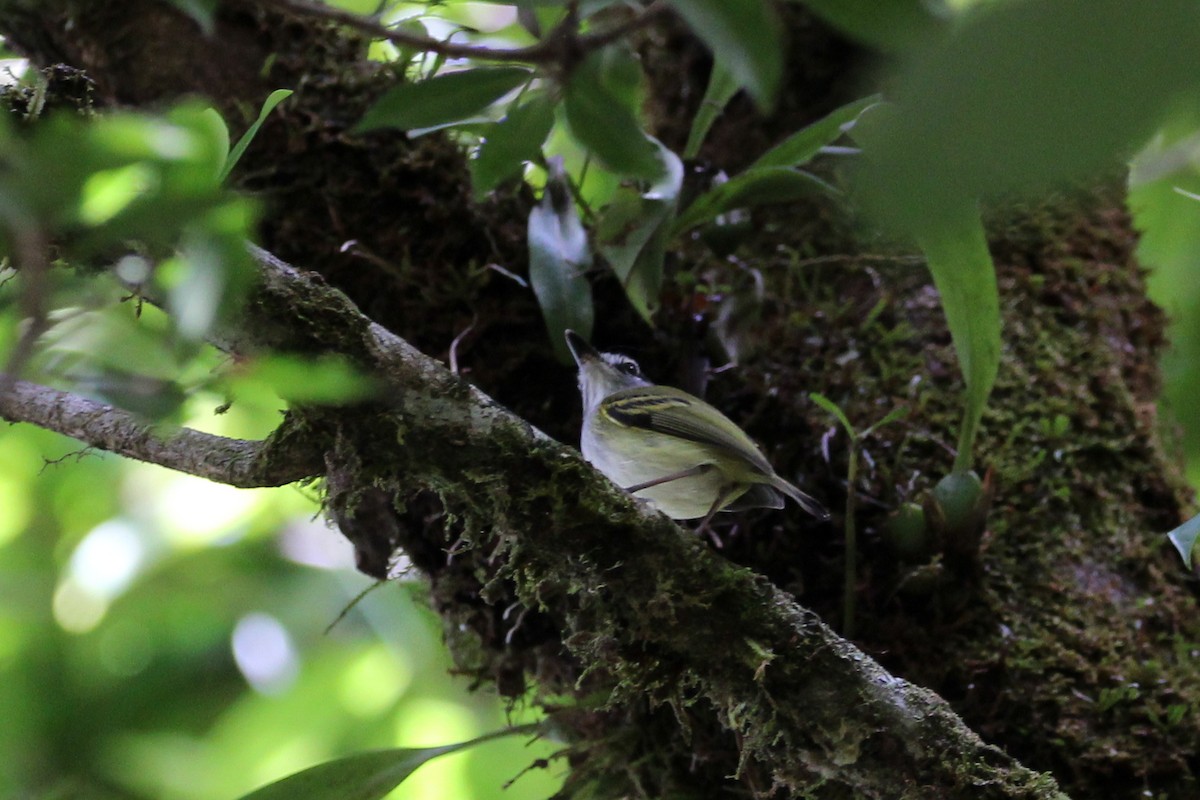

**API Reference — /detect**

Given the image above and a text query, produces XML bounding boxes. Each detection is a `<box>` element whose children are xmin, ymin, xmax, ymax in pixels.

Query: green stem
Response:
<box><xmin>953</xmin><ymin>405</ymin><xmax>978</xmax><ymax>475</ymax></box>
<box><xmin>843</xmin><ymin>440</ymin><xmax>859</xmax><ymax>638</ymax></box>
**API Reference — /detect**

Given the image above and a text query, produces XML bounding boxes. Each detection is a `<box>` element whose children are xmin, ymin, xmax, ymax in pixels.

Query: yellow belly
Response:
<box><xmin>581</xmin><ymin>420</ymin><xmax>748</xmax><ymax>520</ymax></box>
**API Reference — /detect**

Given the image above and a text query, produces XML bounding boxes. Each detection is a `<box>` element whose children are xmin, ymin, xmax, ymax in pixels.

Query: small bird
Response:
<box><xmin>566</xmin><ymin>330</ymin><xmax>829</xmax><ymax>523</ymax></box>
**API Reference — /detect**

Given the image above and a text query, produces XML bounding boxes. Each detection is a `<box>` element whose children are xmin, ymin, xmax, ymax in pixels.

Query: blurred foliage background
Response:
<box><xmin>0</xmin><ymin>357</ymin><xmax>561</xmax><ymax>800</ymax></box>
<box><xmin>0</xmin><ymin>3</ymin><xmax>563</xmax><ymax>795</ymax></box>
<box><xmin>4</xmin><ymin>0</ymin><xmax>1200</xmax><ymax>797</ymax></box>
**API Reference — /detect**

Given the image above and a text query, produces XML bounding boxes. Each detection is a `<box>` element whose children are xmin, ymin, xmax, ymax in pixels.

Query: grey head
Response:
<box><xmin>564</xmin><ymin>330</ymin><xmax>650</xmax><ymax>413</ymax></box>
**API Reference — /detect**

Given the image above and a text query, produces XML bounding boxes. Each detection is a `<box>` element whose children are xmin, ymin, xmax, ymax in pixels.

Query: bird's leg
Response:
<box><xmin>624</xmin><ymin>464</ymin><xmax>713</xmax><ymax>494</ymax></box>
<box><xmin>697</xmin><ymin>485</ymin><xmax>735</xmax><ymax>547</ymax></box>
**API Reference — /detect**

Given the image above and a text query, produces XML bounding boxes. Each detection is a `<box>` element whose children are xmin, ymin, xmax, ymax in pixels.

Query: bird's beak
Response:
<box><xmin>564</xmin><ymin>330</ymin><xmax>600</xmax><ymax>367</ymax></box>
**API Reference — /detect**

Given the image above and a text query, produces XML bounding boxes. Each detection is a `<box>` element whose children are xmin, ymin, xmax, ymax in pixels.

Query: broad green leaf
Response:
<box><xmin>564</xmin><ymin>51</ymin><xmax>660</xmax><ymax>180</ymax></box>
<box><xmin>671</xmin><ymin>167</ymin><xmax>834</xmax><ymax>237</ymax></box>
<box><xmin>200</xmin><ymin>107</ymin><xmax>232</xmax><ymax>180</ymax></box>
<box><xmin>752</xmin><ymin>94</ymin><xmax>879</xmax><ymax>169</ymax></box>
<box><xmin>389</xmin><ymin>17</ymin><xmax>432</xmax><ymax>66</ymax></box>
<box><xmin>471</xmin><ymin>93</ymin><xmax>556</xmax><ymax>196</ymax></box>
<box><xmin>596</xmin><ymin>142</ymin><xmax>683</xmax><ymax>322</ymax></box>
<box><xmin>528</xmin><ymin>159</ymin><xmax>594</xmax><ymax>363</ymax></box>
<box><xmin>37</xmin><ymin>306</ymin><xmax>184</xmax><ymax>382</ymax></box>
<box><xmin>669</xmin><ymin>0</ymin><xmax>782</xmax><ymax>109</ymax></box>
<box><xmin>855</xmin><ymin>0</ymin><xmax>1200</xmax><ymax>232</ymax></box>
<box><xmin>1166</xmin><ymin>513</ymin><xmax>1200</xmax><ymax>569</ymax></box>
<box><xmin>164</xmin><ymin>103</ymin><xmax>232</xmax><ymax>188</ymax></box>
<box><xmin>237</xmin><ymin>726</ymin><xmax>537</xmax><ymax>800</ymax></box>
<box><xmin>78</xmin><ymin>163</ymin><xmax>156</xmax><ymax>225</ymax></box>
<box><xmin>356</xmin><ymin>67</ymin><xmax>532</xmax><ymax>133</ymax></box>
<box><xmin>221</xmin><ymin>89</ymin><xmax>294</xmax><ymax>182</ymax></box>
<box><xmin>226</xmin><ymin>354</ymin><xmax>380</xmax><ymax>405</ymax></box>
<box><xmin>683</xmin><ymin>60</ymin><xmax>739</xmax><ymax>159</ymax></box>
<box><xmin>794</xmin><ymin>0</ymin><xmax>949</xmax><ymax>52</ymax></box>
<box><xmin>915</xmin><ymin>202</ymin><xmax>999</xmax><ymax>475</ymax></box>
<box><xmin>156</xmin><ymin>202</ymin><xmax>257</xmax><ymax>341</ymax></box>
<box><xmin>1128</xmin><ymin>138</ymin><xmax>1200</xmax><ymax>472</ymax></box>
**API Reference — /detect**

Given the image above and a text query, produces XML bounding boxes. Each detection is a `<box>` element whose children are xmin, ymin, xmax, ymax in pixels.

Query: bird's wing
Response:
<box><xmin>600</xmin><ymin>385</ymin><xmax>774</xmax><ymax>475</ymax></box>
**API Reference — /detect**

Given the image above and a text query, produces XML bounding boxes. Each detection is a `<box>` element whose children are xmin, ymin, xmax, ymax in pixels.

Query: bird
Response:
<box><xmin>565</xmin><ymin>330</ymin><xmax>829</xmax><ymax>524</ymax></box>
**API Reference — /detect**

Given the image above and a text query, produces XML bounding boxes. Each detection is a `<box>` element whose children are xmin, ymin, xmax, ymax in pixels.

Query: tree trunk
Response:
<box><xmin>2</xmin><ymin>2</ymin><xmax>1197</xmax><ymax>798</ymax></box>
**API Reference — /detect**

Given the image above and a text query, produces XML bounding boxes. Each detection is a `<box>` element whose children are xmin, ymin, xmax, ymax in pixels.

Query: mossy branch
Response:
<box><xmin>3</xmin><ymin>243</ymin><xmax>1065</xmax><ymax>798</ymax></box>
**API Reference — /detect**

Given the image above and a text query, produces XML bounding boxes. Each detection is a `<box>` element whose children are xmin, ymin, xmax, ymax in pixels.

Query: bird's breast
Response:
<box><xmin>581</xmin><ymin>418</ymin><xmax>745</xmax><ymax>519</ymax></box>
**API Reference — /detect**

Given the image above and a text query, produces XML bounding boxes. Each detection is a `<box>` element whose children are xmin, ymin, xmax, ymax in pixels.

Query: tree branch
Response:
<box><xmin>2</xmin><ymin>241</ymin><xmax>1067</xmax><ymax>797</ymax></box>
<box><xmin>0</xmin><ymin>378</ymin><xmax>324</xmax><ymax>487</ymax></box>
<box><xmin>258</xmin><ymin>0</ymin><xmax>669</xmax><ymax>65</ymax></box>
<box><xmin>217</xmin><ymin>246</ymin><xmax>1066</xmax><ymax>799</ymax></box>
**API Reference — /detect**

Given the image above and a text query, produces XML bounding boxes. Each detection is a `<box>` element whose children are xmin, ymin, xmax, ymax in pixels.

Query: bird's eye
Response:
<box><xmin>619</xmin><ymin>362</ymin><xmax>640</xmax><ymax>376</ymax></box>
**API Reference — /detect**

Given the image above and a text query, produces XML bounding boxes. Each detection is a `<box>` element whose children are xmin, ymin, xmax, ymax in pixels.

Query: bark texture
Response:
<box><xmin>2</xmin><ymin>2</ymin><xmax>1198</xmax><ymax>798</ymax></box>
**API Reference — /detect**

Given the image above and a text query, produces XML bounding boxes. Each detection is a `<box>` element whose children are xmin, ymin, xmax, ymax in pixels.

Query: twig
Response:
<box><xmin>0</xmin><ymin>378</ymin><xmax>325</xmax><ymax>487</ymax></box>
<box><xmin>258</xmin><ymin>0</ymin><xmax>669</xmax><ymax>65</ymax></box>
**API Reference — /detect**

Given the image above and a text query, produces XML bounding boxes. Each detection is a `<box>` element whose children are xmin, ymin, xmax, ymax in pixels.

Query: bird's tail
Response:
<box><xmin>770</xmin><ymin>475</ymin><xmax>831</xmax><ymax>521</ymax></box>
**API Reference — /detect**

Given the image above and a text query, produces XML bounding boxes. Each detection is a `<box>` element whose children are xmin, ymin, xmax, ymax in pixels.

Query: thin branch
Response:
<box><xmin>258</xmin><ymin>0</ymin><xmax>669</xmax><ymax>65</ymax></box>
<box><xmin>0</xmin><ymin>378</ymin><xmax>324</xmax><ymax>487</ymax></box>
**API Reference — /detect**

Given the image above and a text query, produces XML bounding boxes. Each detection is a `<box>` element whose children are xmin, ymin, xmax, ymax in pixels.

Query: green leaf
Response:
<box><xmin>795</xmin><ymin>0</ymin><xmax>949</xmax><ymax>52</ymax></box>
<box><xmin>231</xmin><ymin>354</ymin><xmax>381</xmax><ymax>405</ymax></box>
<box><xmin>1168</xmin><ymin>514</ymin><xmax>1200</xmax><ymax>569</ymax></box>
<box><xmin>855</xmin><ymin>0</ymin><xmax>1200</xmax><ymax>232</ymax></box>
<box><xmin>668</xmin><ymin>0</ymin><xmax>782</xmax><ymax>109</ymax></box>
<box><xmin>37</xmin><ymin>306</ymin><xmax>185</xmax><ymax>383</ymax></box>
<box><xmin>237</xmin><ymin>726</ymin><xmax>537</xmax><ymax>800</ymax></box>
<box><xmin>528</xmin><ymin>159</ymin><xmax>594</xmax><ymax>363</ymax></box>
<box><xmin>684</xmin><ymin>60</ymin><xmax>740</xmax><ymax>159</ymax></box>
<box><xmin>356</xmin><ymin>67</ymin><xmax>532</xmax><ymax>133</ymax></box>
<box><xmin>864</xmin><ymin>404</ymin><xmax>909</xmax><ymax>436</ymax></box>
<box><xmin>915</xmin><ymin>203</ymin><xmax>1000</xmax><ymax>475</ymax></box>
<box><xmin>200</xmin><ymin>108</ymin><xmax>231</xmax><ymax>181</ymax></box>
<box><xmin>671</xmin><ymin>167</ymin><xmax>834</xmax><ymax>237</ymax></box>
<box><xmin>596</xmin><ymin>141</ymin><xmax>683</xmax><ymax>322</ymax></box>
<box><xmin>564</xmin><ymin>51</ymin><xmax>660</xmax><ymax>180</ymax></box>
<box><xmin>471</xmin><ymin>93</ymin><xmax>556</xmax><ymax>196</ymax></box>
<box><xmin>751</xmin><ymin>94</ymin><xmax>879</xmax><ymax>169</ymax></box>
<box><xmin>221</xmin><ymin>89</ymin><xmax>293</xmax><ymax>183</ymax></box>
<box><xmin>1128</xmin><ymin>133</ymin><xmax>1200</xmax><ymax>471</ymax></box>
<box><xmin>810</xmin><ymin>392</ymin><xmax>854</xmax><ymax>438</ymax></box>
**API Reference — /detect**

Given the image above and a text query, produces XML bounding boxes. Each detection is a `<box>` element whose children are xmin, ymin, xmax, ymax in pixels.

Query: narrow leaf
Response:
<box><xmin>564</xmin><ymin>52</ymin><xmax>660</xmax><ymax>180</ymax></box>
<box><xmin>1167</xmin><ymin>513</ymin><xmax>1200</xmax><ymax>569</ymax></box>
<box><xmin>471</xmin><ymin>93</ymin><xmax>556</xmax><ymax>196</ymax></box>
<box><xmin>669</xmin><ymin>0</ymin><xmax>783</xmax><ymax>109</ymax></box>
<box><xmin>237</xmin><ymin>725</ymin><xmax>537</xmax><ymax>800</ymax></box>
<box><xmin>221</xmin><ymin>89</ymin><xmax>293</xmax><ymax>182</ymax></box>
<box><xmin>752</xmin><ymin>94</ymin><xmax>880</xmax><ymax>169</ymax></box>
<box><xmin>672</xmin><ymin>167</ymin><xmax>834</xmax><ymax>236</ymax></box>
<box><xmin>916</xmin><ymin>203</ymin><xmax>1000</xmax><ymax>474</ymax></box>
<box><xmin>356</xmin><ymin>67</ymin><xmax>532</xmax><ymax>133</ymax></box>
<box><xmin>529</xmin><ymin>158</ymin><xmax>594</xmax><ymax>362</ymax></box>
<box><xmin>861</xmin><ymin>405</ymin><xmax>909</xmax><ymax>439</ymax></box>
<box><xmin>683</xmin><ymin>60</ymin><xmax>739</xmax><ymax>159</ymax></box>
<box><xmin>810</xmin><ymin>392</ymin><xmax>855</xmax><ymax>438</ymax></box>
